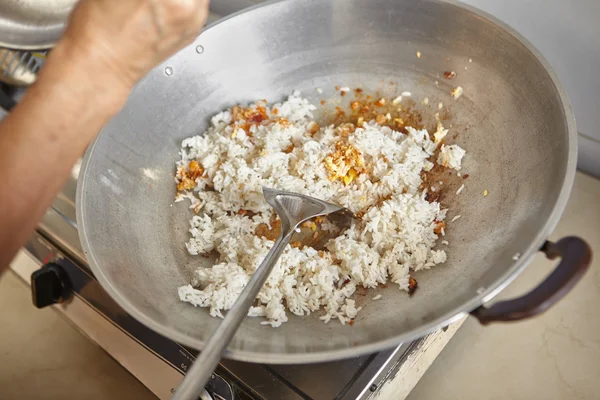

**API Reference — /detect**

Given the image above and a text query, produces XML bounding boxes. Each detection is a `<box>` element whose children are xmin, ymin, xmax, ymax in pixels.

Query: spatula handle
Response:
<box><xmin>173</xmin><ymin>232</ymin><xmax>292</xmax><ymax>400</ymax></box>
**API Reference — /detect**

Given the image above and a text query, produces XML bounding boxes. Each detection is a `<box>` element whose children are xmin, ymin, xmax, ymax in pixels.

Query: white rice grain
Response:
<box><xmin>451</xmin><ymin>86</ymin><xmax>464</xmax><ymax>100</ymax></box>
<box><xmin>174</xmin><ymin>92</ymin><xmax>465</xmax><ymax>327</ymax></box>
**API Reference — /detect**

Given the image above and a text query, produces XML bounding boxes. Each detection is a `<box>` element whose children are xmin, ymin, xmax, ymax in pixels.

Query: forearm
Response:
<box><xmin>0</xmin><ymin>38</ymin><xmax>129</xmax><ymax>270</ymax></box>
<box><xmin>0</xmin><ymin>0</ymin><xmax>210</xmax><ymax>271</ymax></box>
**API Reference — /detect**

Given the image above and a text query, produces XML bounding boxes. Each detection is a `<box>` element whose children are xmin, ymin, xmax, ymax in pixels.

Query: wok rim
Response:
<box><xmin>76</xmin><ymin>0</ymin><xmax>577</xmax><ymax>364</ymax></box>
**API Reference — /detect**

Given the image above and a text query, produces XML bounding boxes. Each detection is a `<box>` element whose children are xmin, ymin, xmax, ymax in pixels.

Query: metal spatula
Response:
<box><xmin>173</xmin><ymin>187</ymin><xmax>354</xmax><ymax>400</ymax></box>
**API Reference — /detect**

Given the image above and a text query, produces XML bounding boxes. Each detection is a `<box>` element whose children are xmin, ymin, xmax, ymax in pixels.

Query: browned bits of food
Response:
<box><xmin>330</xmin><ymin>88</ymin><xmax>424</xmax><ymax>133</ymax></box>
<box><xmin>229</xmin><ymin>104</ymin><xmax>271</xmax><ymax>136</ymax></box>
<box><xmin>320</xmin><ymin>100</ymin><xmax>326</xmax><ymax>105</ymax></box>
<box><xmin>231</xmin><ymin>105</ymin><xmax>267</xmax><ymax>124</ymax></box>
<box><xmin>307</xmin><ymin>121</ymin><xmax>320</xmax><ymax>135</ymax></box>
<box><xmin>443</xmin><ymin>71</ymin><xmax>457</xmax><ymax>79</ymax></box>
<box><xmin>425</xmin><ymin>190</ymin><xmax>440</xmax><ymax>203</ymax></box>
<box><xmin>177</xmin><ymin>177</ymin><xmax>195</xmax><ymax>191</ymax></box>
<box><xmin>335</xmin><ymin>106</ymin><xmax>346</xmax><ymax>120</ymax></box>
<box><xmin>462</xmin><ymin>173</ymin><xmax>470</xmax><ymax>179</ymax></box>
<box><xmin>272</xmin><ymin>108</ymin><xmax>279</xmax><ymax>115</ymax></box>
<box><xmin>291</xmin><ymin>241</ymin><xmax>303</xmax><ymax>249</ymax></box>
<box><xmin>187</xmin><ymin>160</ymin><xmax>204</xmax><ymax>180</ymax></box>
<box><xmin>408</xmin><ymin>276</ymin><xmax>418</xmax><ymax>296</ymax></box>
<box><xmin>340</xmin><ymin>91</ymin><xmax>346</xmax><ymax>97</ymax></box>
<box><xmin>433</xmin><ymin>220</ymin><xmax>446</xmax><ymax>235</ymax></box>
<box><xmin>348</xmin><ymin>319</ymin><xmax>355</xmax><ymax>326</ymax></box>
<box><xmin>379</xmin><ymin>193</ymin><xmax>392</xmax><ymax>204</ymax></box>
<box><xmin>275</xmin><ymin>118</ymin><xmax>291</xmax><ymax>128</ymax></box>
<box><xmin>335</xmin><ymin>85</ymin><xmax>341</xmax><ymax>91</ymax></box>
<box><xmin>376</xmin><ymin>114</ymin><xmax>387</xmax><ymax>125</ymax></box>
<box><xmin>315</xmin><ymin>216</ymin><xmax>325</xmax><ymax>223</ymax></box>
<box><xmin>401</xmin><ymin>109</ymin><xmax>423</xmax><ymax>131</ymax></box>
<box><xmin>237</xmin><ymin>209</ymin><xmax>248</xmax><ymax>216</ymax></box>
<box><xmin>318</xmin><ymin>250</ymin><xmax>325</xmax><ymax>258</ymax></box>
<box><xmin>177</xmin><ymin>161</ymin><xmax>204</xmax><ymax>191</ymax></box>
<box><xmin>324</xmin><ymin>141</ymin><xmax>365</xmax><ymax>184</ymax></box>
<box><xmin>231</xmin><ymin>105</ymin><xmax>242</xmax><ymax>121</ymax></box>
<box><xmin>255</xmin><ymin>219</ymin><xmax>281</xmax><ymax>241</ymax></box>
<box><xmin>336</xmin><ymin>123</ymin><xmax>356</xmax><ymax>137</ymax></box>
<box><xmin>421</xmin><ymin>154</ymin><xmax>456</xmax><ymax>202</ymax></box>
<box><xmin>247</xmin><ymin>108</ymin><xmax>268</xmax><ymax>123</ymax></box>
<box><xmin>283</xmin><ymin>144</ymin><xmax>294</xmax><ymax>154</ymax></box>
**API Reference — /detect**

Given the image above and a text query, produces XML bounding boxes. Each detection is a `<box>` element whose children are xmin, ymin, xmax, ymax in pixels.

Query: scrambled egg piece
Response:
<box><xmin>324</xmin><ymin>141</ymin><xmax>365</xmax><ymax>185</ymax></box>
<box><xmin>177</xmin><ymin>161</ymin><xmax>204</xmax><ymax>191</ymax></box>
<box><xmin>231</xmin><ymin>104</ymin><xmax>268</xmax><ymax>124</ymax></box>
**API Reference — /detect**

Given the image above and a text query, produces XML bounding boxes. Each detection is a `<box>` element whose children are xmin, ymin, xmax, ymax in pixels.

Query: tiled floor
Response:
<box><xmin>1</xmin><ymin>172</ymin><xmax>598</xmax><ymax>400</ymax></box>
<box><xmin>409</xmin><ymin>172</ymin><xmax>600</xmax><ymax>400</ymax></box>
<box><xmin>0</xmin><ymin>271</ymin><xmax>155</xmax><ymax>400</ymax></box>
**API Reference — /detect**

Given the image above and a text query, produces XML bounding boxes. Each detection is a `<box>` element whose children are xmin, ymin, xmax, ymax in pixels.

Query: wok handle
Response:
<box><xmin>471</xmin><ymin>237</ymin><xmax>591</xmax><ymax>324</ymax></box>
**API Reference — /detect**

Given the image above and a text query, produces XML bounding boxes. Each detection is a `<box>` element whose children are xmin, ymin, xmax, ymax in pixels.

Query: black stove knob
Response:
<box><xmin>31</xmin><ymin>263</ymin><xmax>72</xmax><ymax>308</ymax></box>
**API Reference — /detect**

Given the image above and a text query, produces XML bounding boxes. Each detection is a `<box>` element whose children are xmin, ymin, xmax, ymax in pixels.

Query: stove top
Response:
<box><xmin>25</xmin><ymin>163</ymin><xmax>413</xmax><ymax>399</ymax></box>
<box><xmin>6</xmin><ymin>2</ymin><xmax>464</xmax><ymax>399</ymax></box>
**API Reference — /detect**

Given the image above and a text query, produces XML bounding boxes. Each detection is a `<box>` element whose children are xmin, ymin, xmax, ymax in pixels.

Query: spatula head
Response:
<box><xmin>262</xmin><ymin>187</ymin><xmax>352</xmax><ymax>235</ymax></box>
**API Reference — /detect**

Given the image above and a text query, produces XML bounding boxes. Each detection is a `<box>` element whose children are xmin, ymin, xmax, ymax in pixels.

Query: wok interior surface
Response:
<box><xmin>77</xmin><ymin>0</ymin><xmax>575</xmax><ymax>363</ymax></box>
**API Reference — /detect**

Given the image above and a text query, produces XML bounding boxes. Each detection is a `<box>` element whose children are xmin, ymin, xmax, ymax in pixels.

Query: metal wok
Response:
<box><xmin>77</xmin><ymin>0</ymin><xmax>591</xmax><ymax>364</ymax></box>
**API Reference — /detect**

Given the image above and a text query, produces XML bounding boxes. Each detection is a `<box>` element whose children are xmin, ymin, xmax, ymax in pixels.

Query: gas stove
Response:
<box><xmin>6</xmin><ymin>2</ymin><xmax>464</xmax><ymax>399</ymax></box>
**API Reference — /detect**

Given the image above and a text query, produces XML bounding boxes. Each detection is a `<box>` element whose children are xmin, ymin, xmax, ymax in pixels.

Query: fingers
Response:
<box><xmin>58</xmin><ymin>0</ymin><xmax>212</xmax><ymax>88</ymax></box>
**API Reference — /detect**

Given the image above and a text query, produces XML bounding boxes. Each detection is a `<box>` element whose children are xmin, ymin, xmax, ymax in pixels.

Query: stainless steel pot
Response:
<box><xmin>0</xmin><ymin>0</ymin><xmax>260</xmax><ymax>50</ymax></box>
<box><xmin>76</xmin><ymin>0</ymin><xmax>591</xmax><ymax>364</ymax></box>
<box><xmin>0</xmin><ymin>0</ymin><xmax>78</xmax><ymax>49</ymax></box>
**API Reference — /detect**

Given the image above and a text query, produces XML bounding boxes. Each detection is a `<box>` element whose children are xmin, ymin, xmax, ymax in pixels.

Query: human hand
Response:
<box><xmin>61</xmin><ymin>0</ymin><xmax>210</xmax><ymax>91</ymax></box>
